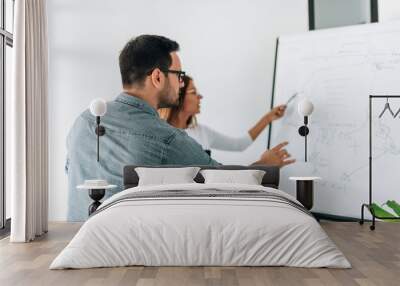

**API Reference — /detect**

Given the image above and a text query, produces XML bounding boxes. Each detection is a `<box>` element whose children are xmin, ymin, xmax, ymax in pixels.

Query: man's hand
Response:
<box><xmin>254</xmin><ymin>141</ymin><xmax>295</xmax><ymax>167</ymax></box>
<box><xmin>266</xmin><ymin>104</ymin><xmax>286</xmax><ymax>122</ymax></box>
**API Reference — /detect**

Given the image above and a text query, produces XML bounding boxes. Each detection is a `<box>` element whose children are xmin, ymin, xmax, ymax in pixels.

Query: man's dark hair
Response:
<box><xmin>119</xmin><ymin>35</ymin><xmax>180</xmax><ymax>86</ymax></box>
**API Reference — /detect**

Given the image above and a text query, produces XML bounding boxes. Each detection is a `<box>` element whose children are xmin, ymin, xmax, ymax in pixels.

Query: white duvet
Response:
<box><xmin>50</xmin><ymin>183</ymin><xmax>351</xmax><ymax>269</ymax></box>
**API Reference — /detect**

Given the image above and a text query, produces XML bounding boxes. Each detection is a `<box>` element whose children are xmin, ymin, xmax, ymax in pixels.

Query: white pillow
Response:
<box><xmin>200</xmin><ymin>169</ymin><xmax>266</xmax><ymax>185</ymax></box>
<box><xmin>135</xmin><ymin>167</ymin><xmax>200</xmax><ymax>186</ymax></box>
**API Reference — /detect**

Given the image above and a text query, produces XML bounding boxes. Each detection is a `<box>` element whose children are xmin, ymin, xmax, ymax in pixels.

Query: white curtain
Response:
<box><xmin>10</xmin><ymin>0</ymin><xmax>49</xmax><ymax>242</ymax></box>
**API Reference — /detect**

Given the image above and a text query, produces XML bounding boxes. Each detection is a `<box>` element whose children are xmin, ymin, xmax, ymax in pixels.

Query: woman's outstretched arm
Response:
<box><xmin>248</xmin><ymin>105</ymin><xmax>286</xmax><ymax>140</ymax></box>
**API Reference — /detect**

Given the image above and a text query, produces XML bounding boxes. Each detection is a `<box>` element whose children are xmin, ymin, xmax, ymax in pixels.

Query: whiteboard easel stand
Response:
<box><xmin>359</xmin><ymin>95</ymin><xmax>400</xmax><ymax>231</ymax></box>
<box><xmin>267</xmin><ymin>38</ymin><xmax>279</xmax><ymax>149</ymax></box>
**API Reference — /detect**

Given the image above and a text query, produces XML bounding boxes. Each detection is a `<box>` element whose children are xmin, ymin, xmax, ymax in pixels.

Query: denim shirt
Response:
<box><xmin>66</xmin><ymin>93</ymin><xmax>219</xmax><ymax>221</ymax></box>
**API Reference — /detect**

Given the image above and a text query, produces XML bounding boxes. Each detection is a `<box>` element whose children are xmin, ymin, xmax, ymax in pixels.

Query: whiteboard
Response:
<box><xmin>270</xmin><ymin>21</ymin><xmax>400</xmax><ymax>218</ymax></box>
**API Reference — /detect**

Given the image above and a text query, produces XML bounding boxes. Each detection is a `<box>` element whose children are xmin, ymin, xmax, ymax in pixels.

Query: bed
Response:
<box><xmin>50</xmin><ymin>165</ymin><xmax>350</xmax><ymax>269</ymax></box>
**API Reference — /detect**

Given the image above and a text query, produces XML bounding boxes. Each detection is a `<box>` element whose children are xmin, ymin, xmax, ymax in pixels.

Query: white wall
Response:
<box><xmin>379</xmin><ymin>0</ymin><xmax>400</xmax><ymax>22</ymax></box>
<box><xmin>47</xmin><ymin>0</ymin><xmax>308</xmax><ymax>221</ymax></box>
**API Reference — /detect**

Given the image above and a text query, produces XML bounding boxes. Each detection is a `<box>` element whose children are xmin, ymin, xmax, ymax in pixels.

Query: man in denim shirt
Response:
<box><xmin>66</xmin><ymin>35</ymin><xmax>294</xmax><ymax>221</ymax></box>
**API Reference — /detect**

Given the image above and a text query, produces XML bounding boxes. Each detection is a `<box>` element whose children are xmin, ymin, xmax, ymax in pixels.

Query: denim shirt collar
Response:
<box><xmin>115</xmin><ymin>92</ymin><xmax>159</xmax><ymax>117</ymax></box>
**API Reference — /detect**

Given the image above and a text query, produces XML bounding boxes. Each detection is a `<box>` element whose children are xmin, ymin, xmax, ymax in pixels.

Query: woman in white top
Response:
<box><xmin>159</xmin><ymin>75</ymin><xmax>286</xmax><ymax>153</ymax></box>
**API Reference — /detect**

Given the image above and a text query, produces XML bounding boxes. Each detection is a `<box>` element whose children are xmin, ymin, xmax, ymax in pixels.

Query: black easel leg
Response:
<box><xmin>371</xmin><ymin>213</ymin><xmax>376</xmax><ymax>231</ymax></box>
<box><xmin>360</xmin><ymin>204</ymin><xmax>365</xmax><ymax>225</ymax></box>
<box><xmin>368</xmin><ymin>204</ymin><xmax>376</xmax><ymax>231</ymax></box>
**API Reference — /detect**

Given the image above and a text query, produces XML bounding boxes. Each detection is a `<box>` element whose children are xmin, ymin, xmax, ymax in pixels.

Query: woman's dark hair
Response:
<box><xmin>119</xmin><ymin>35</ymin><xmax>179</xmax><ymax>86</ymax></box>
<box><xmin>159</xmin><ymin>75</ymin><xmax>196</xmax><ymax>127</ymax></box>
<box><xmin>177</xmin><ymin>75</ymin><xmax>193</xmax><ymax>110</ymax></box>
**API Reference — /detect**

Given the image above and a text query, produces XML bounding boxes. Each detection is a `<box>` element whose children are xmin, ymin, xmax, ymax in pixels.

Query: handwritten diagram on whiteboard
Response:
<box><xmin>270</xmin><ymin>21</ymin><xmax>400</xmax><ymax>218</ymax></box>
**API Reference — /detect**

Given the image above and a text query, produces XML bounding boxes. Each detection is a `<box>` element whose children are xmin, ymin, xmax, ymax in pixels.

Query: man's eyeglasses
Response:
<box><xmin>165</xmin><ymin>69</ymin><xmax>186</xmax><ymax>82</ymax></box>
<box><xmin>147</xmin><ymin>68</ymin><xmax>186</xmax><ymax>82</ymax></box>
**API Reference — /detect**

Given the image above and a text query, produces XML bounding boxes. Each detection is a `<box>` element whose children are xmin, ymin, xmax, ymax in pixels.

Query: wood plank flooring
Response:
<box><xmin>0</xmin><ymin>222</ymin><xmax>399</xmax><ymax>286</ymax></box>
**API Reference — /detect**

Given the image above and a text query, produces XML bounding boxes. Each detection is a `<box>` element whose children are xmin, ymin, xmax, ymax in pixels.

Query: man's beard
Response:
<box><xmin>157</xmin><ymin>80</ymin><xmax>179</xmax><ymax>108</ymax></box>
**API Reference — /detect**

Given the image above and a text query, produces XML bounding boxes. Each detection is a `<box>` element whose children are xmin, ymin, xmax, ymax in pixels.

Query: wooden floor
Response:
<box><xmin>0</xmin><ymin>222</ymin><xmax>399</xmax><ymax>286</ymax></box>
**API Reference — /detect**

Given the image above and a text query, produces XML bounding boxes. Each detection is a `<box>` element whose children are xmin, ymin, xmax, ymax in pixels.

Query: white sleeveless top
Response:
<box><xmin>185</xmin><ymin>124</ymin><xmax>253</xmax><ymax>151</ymax></box>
